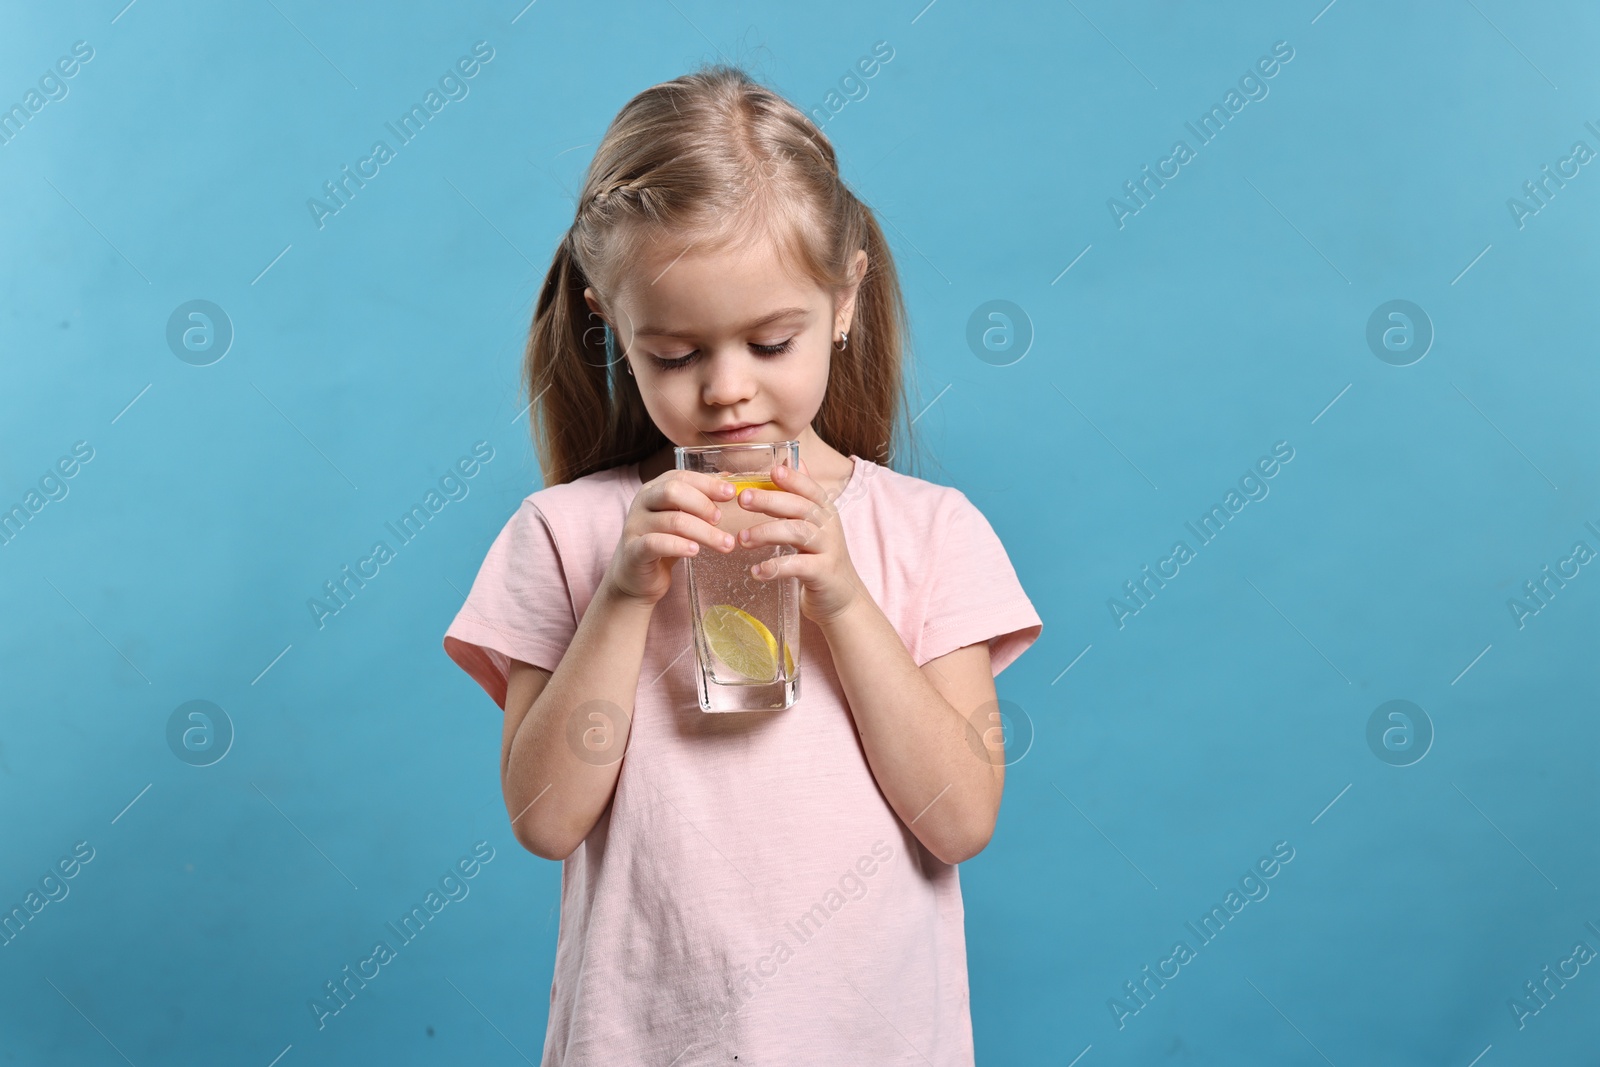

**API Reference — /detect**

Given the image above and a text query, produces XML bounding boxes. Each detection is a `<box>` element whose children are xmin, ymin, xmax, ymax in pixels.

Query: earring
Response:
<box><xmin>834</xmin><ymin>331</ymin><xmax>848</xmax><ymax>351</ymax></box>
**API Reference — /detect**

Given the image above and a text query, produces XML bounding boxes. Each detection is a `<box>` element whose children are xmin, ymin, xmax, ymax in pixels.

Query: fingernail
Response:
<box><xmin>723</xmin><ymin>535</ymin><xmax>735</xmax><ymax>549</ymax></box>
<box><xmin>712</xmin><ymin>507</ymin><xmax>721</xmax><ymax>523</ymax></box>
<box><xmin>739</xmin><ymin>529</ymin><xmax>749</xmax><ymax>542</ymax></box>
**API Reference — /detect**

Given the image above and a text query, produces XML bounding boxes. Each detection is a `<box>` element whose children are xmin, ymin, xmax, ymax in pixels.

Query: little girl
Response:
<box><xmin>443</xmin><ymin>64</ymin><xmax>1042</xmax><ymax>1066</ymax></box>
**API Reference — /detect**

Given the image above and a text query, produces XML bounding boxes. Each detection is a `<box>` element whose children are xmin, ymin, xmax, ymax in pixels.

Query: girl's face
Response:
<box><xmin>584</xmin><ymin>233</ymin><xmax>867</xmax><ymax>457</ymax></box>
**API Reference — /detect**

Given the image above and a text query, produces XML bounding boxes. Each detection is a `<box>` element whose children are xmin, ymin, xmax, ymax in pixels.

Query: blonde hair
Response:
<box><xmin>523</xmin><ymin>63</ymin><xmax>927</xmax><ymax>487</ymax></box>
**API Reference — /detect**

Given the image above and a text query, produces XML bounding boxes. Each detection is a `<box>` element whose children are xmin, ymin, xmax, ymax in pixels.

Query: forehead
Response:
<box><xmin>616</xmin><ymin>228</ymin><xmax>825</xmax><ymax>337</ymax></box>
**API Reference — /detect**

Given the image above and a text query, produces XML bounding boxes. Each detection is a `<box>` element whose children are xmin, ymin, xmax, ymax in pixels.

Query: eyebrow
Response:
<box><xmin>633</xmin><ymin>306</ymin><xmax>809</xmax><ymax>339</ymax></box>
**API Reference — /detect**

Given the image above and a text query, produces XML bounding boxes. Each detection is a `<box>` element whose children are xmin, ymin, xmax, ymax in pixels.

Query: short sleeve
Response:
<box><xmin>442</xmin><ymin>500</ymin><xmax>577</xmax><ymax>710</ymax></box>
<box><xmin>915</xmin><ymin>490</ymin><xmax>1043</xmax><ymax>676</ymax></box>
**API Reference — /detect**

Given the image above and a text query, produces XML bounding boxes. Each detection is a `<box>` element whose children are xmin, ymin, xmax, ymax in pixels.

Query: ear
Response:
<box><xmin>834</xmin><ymin>249</ymin><xmax>868</xmax><ymax>338</ymax></box>
<box><xmin>582</xmin><ymin>286</ymin><xmax>606</xmax><ymax>323</ymax></box>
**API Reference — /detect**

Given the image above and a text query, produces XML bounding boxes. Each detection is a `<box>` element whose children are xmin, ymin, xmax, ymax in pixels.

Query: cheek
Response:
<box><xmin>780</xmin><ymin>345</ymin><xmax>831</xmax><ymax>410</ymax></box>
<box><xmin>634</xmin><ymin>380</ymin><xmax>688</xmax><ymax>437</ymax></box>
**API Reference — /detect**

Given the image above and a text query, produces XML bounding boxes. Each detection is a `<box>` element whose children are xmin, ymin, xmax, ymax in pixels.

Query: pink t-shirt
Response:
<box><xmin>443</xmin><ymin>454</ymin><xmax>1042</xmax><ymax>1066</ymax></box>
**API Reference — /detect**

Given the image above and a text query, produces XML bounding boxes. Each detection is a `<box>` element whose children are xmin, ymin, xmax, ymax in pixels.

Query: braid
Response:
<box><xmin>588</xmin><ymin>178</ymin><xmax>648</xmax><ymax>213</ymax></box>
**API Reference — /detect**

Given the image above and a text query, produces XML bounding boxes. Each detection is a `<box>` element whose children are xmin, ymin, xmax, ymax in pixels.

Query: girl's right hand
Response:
<box><xmin>602</xmin><ymin>470</ymin><xmax>738</xmax><ymax>607</ymax></box>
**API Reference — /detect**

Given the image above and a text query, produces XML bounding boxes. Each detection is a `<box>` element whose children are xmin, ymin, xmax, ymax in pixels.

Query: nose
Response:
<box><xmin>699</xmin><ymin>348</ymin><xmax>757</xmax><ymax>408</ymax></box>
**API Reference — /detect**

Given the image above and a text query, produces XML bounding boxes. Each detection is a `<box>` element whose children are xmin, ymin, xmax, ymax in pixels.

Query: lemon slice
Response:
<box><xmin>702</xmin><ymin>603</ymin><xmax>780</xmax><ymax>682</ymax></box>
<box><xmin>722</xmin><ymin>474</ymin><xmax>779</xmax><ymax>494</ymax></box>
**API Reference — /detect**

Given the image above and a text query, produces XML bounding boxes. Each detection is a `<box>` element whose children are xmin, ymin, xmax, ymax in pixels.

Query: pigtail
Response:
<box><xmin>525</xmin><ymin>231</ymin><xmax>664</xmax><ymax>486</ymax></box>
<box><xmin>811</xmin><ymin>195</ymin><xmax>928</xmax><ymax>480</ymax></box>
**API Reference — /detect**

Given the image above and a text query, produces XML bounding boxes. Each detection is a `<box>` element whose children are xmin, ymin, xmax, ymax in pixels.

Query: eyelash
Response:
<box><xmin>650</xmin><ymin>338</ymin><xmax>794</xmax><ymax>371</ymax></box>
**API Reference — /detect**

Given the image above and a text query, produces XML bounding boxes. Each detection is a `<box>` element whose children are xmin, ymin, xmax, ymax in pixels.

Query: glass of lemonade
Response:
<box><xmin>674</xmin><ymin>440</ymin><xmax>801</xmax><ymax>713</ymax></box>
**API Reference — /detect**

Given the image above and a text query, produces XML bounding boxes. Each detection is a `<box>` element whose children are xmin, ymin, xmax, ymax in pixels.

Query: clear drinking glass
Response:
<box><xmin>674</xmin><ymin>440</ymin><xmax>802</xmax><ymax>712</ymax></box>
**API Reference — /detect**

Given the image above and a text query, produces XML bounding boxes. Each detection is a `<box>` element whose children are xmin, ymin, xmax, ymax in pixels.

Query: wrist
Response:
<box><xmin>596</xmin><ymin>575</ymin><xmax>660</xmax><ymax>618</ymax></box>
<box><xmin>812</xmin><ymin>579</ymin><xmax>876</xmax><ymax>636</ymax></box>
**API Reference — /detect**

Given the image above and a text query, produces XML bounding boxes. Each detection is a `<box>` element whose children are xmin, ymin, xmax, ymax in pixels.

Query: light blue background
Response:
<box><xmin>3</xmin><ymin>0</ymin><xmax>1596</xmax><ymax>1063</ymax></box>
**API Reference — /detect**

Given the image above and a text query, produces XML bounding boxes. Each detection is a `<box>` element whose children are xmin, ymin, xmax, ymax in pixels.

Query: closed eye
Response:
<box><xmin>651</xmin><ymin>338</ymin><xmax>794</xmax><ymax>371</ymax></box>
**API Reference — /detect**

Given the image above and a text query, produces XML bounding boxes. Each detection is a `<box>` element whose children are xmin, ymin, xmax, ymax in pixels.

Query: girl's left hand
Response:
<box><xmin>735</xmin><ymin>457</ymin><xmax>862</xmax><ymax>625</ymax></box>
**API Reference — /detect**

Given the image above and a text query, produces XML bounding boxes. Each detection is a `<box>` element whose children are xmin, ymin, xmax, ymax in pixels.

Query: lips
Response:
<box><xmin>705</xmin><ymin>421</ymin><xmax>766</xmax><ymax>442</ymax></box>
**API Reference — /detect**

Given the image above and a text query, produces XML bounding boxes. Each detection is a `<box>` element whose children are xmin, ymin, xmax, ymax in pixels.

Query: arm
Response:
<box><xmin>500</xmin><ymin>582</ymin><xmax>657</xmax><ymax>861</ymax></box>
<box><xmin>729</xmin><ymin>459</ymin><xmax>1008</xmax><ymax>865</ymax></box>
<box><xmin>818</xmin><ymin>598</ymin><xmax>1004</xmax><ymax>865</ymax></box>
<box><xmin>499</xmin><ymin>469</ymin><xmax>738</xmax><ymax>861</ymax></box>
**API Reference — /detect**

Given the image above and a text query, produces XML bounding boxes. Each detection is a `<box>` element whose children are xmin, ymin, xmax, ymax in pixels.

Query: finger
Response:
<box><xmin>738</xmin><ymin>519</ymin><xmax>822</xmax><ymax>552</ymax></box>
<box><xmin>769</xmin><ymin>460</ymin><xmax>826</xmax><ymax>507</ymax></box>
<box><xmin>649</xmin><ymin>469</ymin><xmax>737</xmax><ymax>507</ymax></box>
<box><xmin>685</xmin><ymin>470</ymin><xmax>740</xmax><ymax>506</ymax></box>
<box><xmin>648</xmin><ymin>473</ymin><xmax>734</xmax><ymax>527</ymax></box>
<box><xmin>750</xmin><ymin>552</ymin><xmax>814</xmax><ymax>581</ymax></box>
<box><xmin>735</xmin><ymin>483</ymin><xmax>813</xmax><ymax>520</ymax></box>
<box><xmin>697</xmin><ymin>471</ymin><xmax>738</xmax><ymax>500</ymax></box>
<box><xmin>638</xmin><ymin>530</ymin><xmax>702</xmax><ymax>561</ymax></box>
<box><xmin>655</xmin><ymin>509</ymin><xmax>738</xmax><ymax>553</ymax></box>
